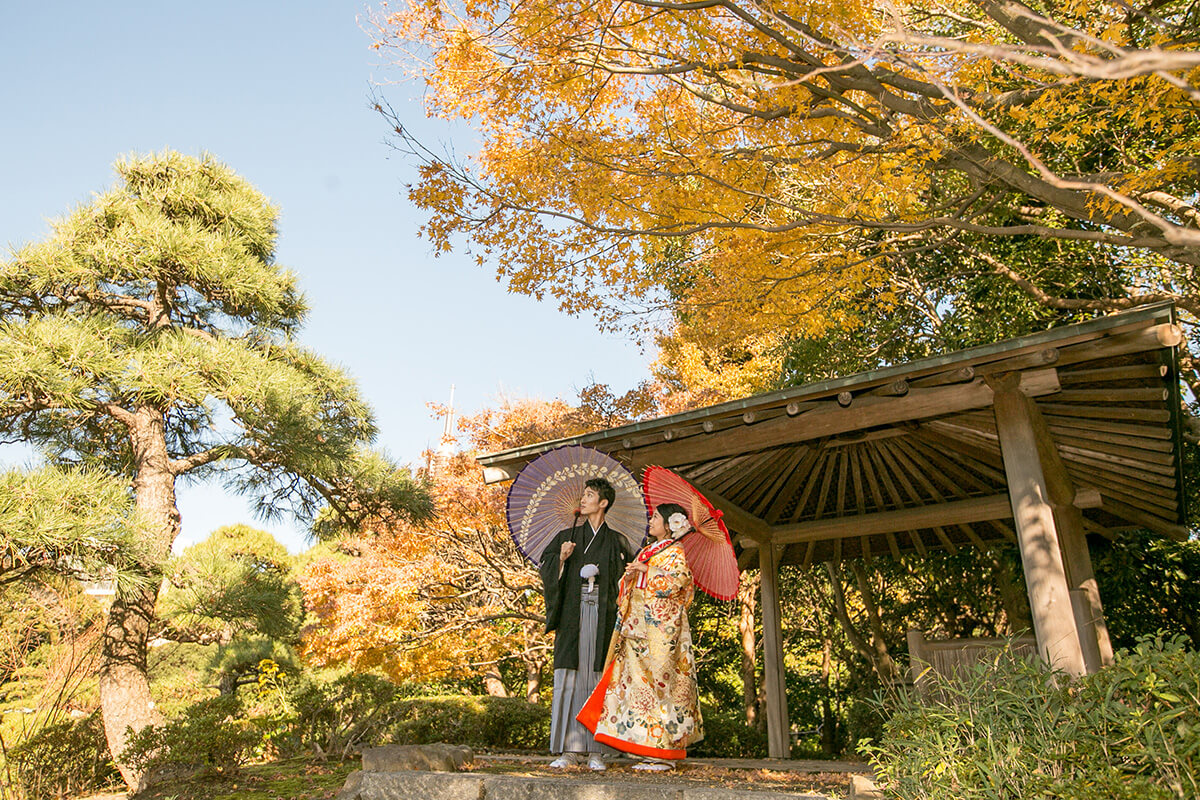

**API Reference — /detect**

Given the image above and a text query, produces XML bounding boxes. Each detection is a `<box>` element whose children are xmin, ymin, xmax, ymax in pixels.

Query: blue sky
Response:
<box><xmin>0</xmin><ymin>2</ymin><xmax>651</xmax><ymax>553</ymax></box>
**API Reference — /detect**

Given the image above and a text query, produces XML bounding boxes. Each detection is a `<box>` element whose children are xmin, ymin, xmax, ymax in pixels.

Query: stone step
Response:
<box><xmin>339</xmin><ymin>770</ymin><xmax>835</xmax><ymax>800</ymax></box>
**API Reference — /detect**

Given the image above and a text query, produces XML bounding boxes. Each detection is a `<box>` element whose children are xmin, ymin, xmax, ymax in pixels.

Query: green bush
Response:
<box><xmin>288</xmin><ymin>672</ymin><xmax>550</xmax><ymax>758</ymax></box>
<box><xmin>289</xmin><ymin>672</ymin><xmax>406</xmax><ymax>759</ymax></box>
<box><xmin>6</xmin><ymin>711</ymin><xmax>119</xmax><ymax>798</ymax></box>
<box><xmin>861</xmin><ymin>635</ymin><xmax>1200</xmax><ymax>800</ymax></box>
<box><xmin>689</xmin><ymin>705</ymin><xmax>767</xmax><ymax>758</ymax></box>
<box><xmin>388</xmin><ymin>696</ymin><xmax>550</xmax><ymax>751</ymax></box>
<box><xmin>122</xmin><ymin>695</ymin><xmax>262</xmax><ymax>777</ymax></box>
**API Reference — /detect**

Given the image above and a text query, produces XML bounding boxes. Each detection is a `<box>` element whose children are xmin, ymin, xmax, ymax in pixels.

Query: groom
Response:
<box><xmin>538</xmin><ymin>477</ymin><xmax>632</xmax><ymax>771</ymax></box>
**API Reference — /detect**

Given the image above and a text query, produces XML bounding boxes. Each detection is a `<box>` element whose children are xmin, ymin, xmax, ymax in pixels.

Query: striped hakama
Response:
<box><xmin>549</xmin><ymin>583</ymin><xmax>605</xmax><ymax>754</ymax></box>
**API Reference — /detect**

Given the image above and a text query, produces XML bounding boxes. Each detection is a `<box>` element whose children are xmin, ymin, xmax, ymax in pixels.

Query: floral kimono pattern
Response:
<box><xmin>577</xmin><ymin>538</ymin><xmax>703</xmax><ymax>759</ymax></box>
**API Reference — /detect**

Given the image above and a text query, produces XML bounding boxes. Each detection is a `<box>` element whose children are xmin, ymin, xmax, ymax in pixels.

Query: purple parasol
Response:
<box><xmin>506</xmin><ymin>445</ymin><xmax>646</xmax><ymax>564</ymax></box>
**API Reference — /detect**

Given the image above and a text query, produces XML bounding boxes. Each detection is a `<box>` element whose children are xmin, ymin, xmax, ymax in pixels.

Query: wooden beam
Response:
<box><xmin>1054</xmin><ymin>323</ymin><xmax>1182</xmax><ymax>367</ymax></box>
<box><xmin>745</xmin><ymin>447</ymin><xmax>809</xmax><ymax>512</ymax></box>
<box><xmin>1036</xmin><ymin>403</ymin><xmax>1170</xmax><ymax>423</ymax></box>
<box><xmin>708</xmin><ymin>451</ymin><xmax>774</xmax><ymax>494</ymax></box>
<box><xmin>745</xmin><ymin>485</ymin><xmax>1102</xmax><ymax>550</ymax></box>
<box><xmin>758</xmin><ymin>542</ymin><xmax>790</xmax><ymax>758</ymax></box>
<box><xmin>822</xmin><ymin>427</ymin><xmax>910</xmax><ymax>448</ymax></box>
<box><xmin>758</xmin><ymin>494</ymin><xmax>1015</xmax><ymax>546</ymax></box>
<box><xmin>1054</xmin><ymin>387</ymin><xmax>1170</xmax><ymax>403</ymax></box>
<box><xmin>1053</xmin><ymin>434</ymin><xmax>1175</xmax><ymax>465</ymax></box>
<box><xmin>915</xmin><ymin>428</ymin><xmax>1008</xmax><ymax>484</ymax></box>
<box><xmin>785</xmin><ymin>450</ymin><xmax>831</xmax><ymax>524</ymax></box>
<box><xmin>990</xmin><ymin>373</ymin><xmax>1087</xmax><ymax>678</ymax></box>
<box><xmin>687</xmin><ymin>478</ymin><xmax>774</xmax><ymax>543</ymax></box>
<box><xmin>1059</xmin><ymin>447</ymin><xmax>1176</xmax><ymax>478</ymax></box>
<box><xmin>482</xmin><ymin>465</ymin><xmax>519</xmax><ymax>484</ymax></box>
<box><xmin>1041</xmin><ymin>414</ymin><xmax>1173</xmax><ymax>441</ymax></box>
<box><xmin>896</xmin><ymin>438</ymin><xmax>992</xmax><ymax>495</ymax></box>
<box><xmin>1048</xmin><ymin>427</ymin><xmax>1174</xmax><ymax>456</ymax></box>
<box><xmin>976</xmin><ymin>347</ymin><xmax>1059</xmax><ymax>374</ymax></box>
<box><xmin>932</xmin><ymin>415</ymin><xmax>1177</xmax><ymax>474</ymax></box>
<box><xmin>1099</xmin><ymin>496</ymin><xmax>1188</xmax><ymax>540</ymax></box>
<box><xmin>910</xmin><ymin>365</ymin><xmax>974</xmax><ymax>388</ymax></box>
<box><xmin>809</xmin><ymin>453</ymin><xmax>839</xmax><ymax>521</ymax></box>
<box><xmin>867</xmin><ymin>441</ymin><xmax>930</xmax><ymax>556</ymax></box>
<box><xmin>1065</xmin><ymin>457</ymin><xmax>1178</xmax><ymax>490</ymax></box>
<box><xmin>764</xmin><ymin>448</ymin><xmax>821</xmax><ymax>524</ymax></box>
<box><xmin>868</xmin><ymin>379</ymin><xmax>910</xmax><ymax>397</ymax></box>
<box><xmin>628</xmin><ymin>370</ymin><xmax>1061</xmax><ymax>468</ymax></box>
<box><xmin>721</xmin><ymin>449</ymin><xmax>790</xmax><ymax>498</ymax></box>
<box><xmin>1085</xmin><ymin>480</ymin><xmax>1177</xmax><ymax>516</ymax></box>
<box><xmin>1059</xmin><ymin>363</ymin><xmax>1168</xmax><ymax>384</ymax></box>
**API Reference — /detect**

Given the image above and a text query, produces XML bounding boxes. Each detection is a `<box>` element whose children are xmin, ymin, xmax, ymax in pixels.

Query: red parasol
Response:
<box><xmin>642</xmin><ymin>465</ymin><xmax>740</xmax><ymax>601</ymax></box>
<box><xmin>506</xmin><ymin>445</ymin><xmax>646</xmax><ymax>564</ymax></box>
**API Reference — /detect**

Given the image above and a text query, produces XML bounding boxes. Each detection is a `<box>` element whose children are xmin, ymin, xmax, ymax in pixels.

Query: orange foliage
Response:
<box><xmin>371</xmin><ymin>0</ymin><xmax>1200</xmax><ymax>347</ymax></box>
<box><xmin>299</xmin><ymin>394</ymin><xmax>657</xmax><ymax>690</ymax></box>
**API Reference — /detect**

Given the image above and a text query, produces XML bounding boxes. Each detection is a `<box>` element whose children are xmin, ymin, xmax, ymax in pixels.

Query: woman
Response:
<box><xmin>577</xmin><ymin>502</ymin><xmax>703</xmax><ymax>770</ymax></box>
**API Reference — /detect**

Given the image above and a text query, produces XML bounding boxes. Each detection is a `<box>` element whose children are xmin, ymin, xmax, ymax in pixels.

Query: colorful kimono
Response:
<box><xmin>578</xmin><ymin>537</ymin><xmax>704</xmax><ymax>759</ymax></box>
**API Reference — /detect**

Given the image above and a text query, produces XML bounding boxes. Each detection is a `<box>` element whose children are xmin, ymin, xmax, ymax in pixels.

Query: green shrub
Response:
<box><xmin>288</xmin><ymin>671</ymin><xmax>551</xmax><ymax>757</ymax></box>
<box><xmin>122</xmin><ymin>695</ymin><xmax>262</xmax><ymax>777</ymax></box>
<box><xmin>861</xmin><ymin>635</ymin><xmax>1200</xmax><ymax>800</ymax></box>
<box><xmin>6</xmin><ymin>711</ymin><xmax>119</xmax><ymax>798</ymax></box>
<box><xmin>689</xmin><ymin>705</ymin><xmax>767</xmax><ymax>758</ymax></box>
<box><xmin>289</xmin><ymin>672</ymin><xmax>405</xmax><ymax>759</ymax></box>
<box><xmin>388</xmin><ymin>696</ymin><xmax>549</xmax><ymax>751</ymax></box>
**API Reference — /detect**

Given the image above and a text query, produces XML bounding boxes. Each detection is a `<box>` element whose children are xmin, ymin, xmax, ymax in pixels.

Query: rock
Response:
<box><xmin>848</xmin><ymin>774</ymin><xmax>883</xmax><ymax>799</ymax></box>
<box><xmin>361</xmin><ymin>743</ymin><xmax>475</xmax><ymax>773</ymax></box>
<box><xmin>354</xmin><ymin>771</ymin><xmax>485</xmax><ymax>800</ymax></box>
<box><xmin>336</xmin><ymin>769</ymin><xmax>364</xmax><ymax>800</ymax></box>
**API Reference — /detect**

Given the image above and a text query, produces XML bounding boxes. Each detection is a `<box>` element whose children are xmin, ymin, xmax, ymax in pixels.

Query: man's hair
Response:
<box><xmin>585</xmin><ymin>477</ymin><xmax>616</xmax><ymax>512</ymax></box>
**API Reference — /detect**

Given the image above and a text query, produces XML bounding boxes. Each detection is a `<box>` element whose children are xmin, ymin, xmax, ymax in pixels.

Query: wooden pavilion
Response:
<box><xmin>479</xmin><ymin>303</ymin><xmax>1189</xmax><ymax>758</ymax></box>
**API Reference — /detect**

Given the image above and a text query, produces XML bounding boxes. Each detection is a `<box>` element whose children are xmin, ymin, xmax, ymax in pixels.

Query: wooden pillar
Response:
<box><xmin>1022</xmin><ymin>390</ymin><xmax>1115</xmax><ymax>672</ymax></box>
<box><xmin>1058</xmin><ymin>514</ymin><xmax>1115</xmax><ymax>670</ymax></box>
<box><xmin>758</xmin><ymin>540</ymin><xmax>790</xmax><ymax>758</ymax></box>
<box><xmin>989</xmin><ymin>373</ymin><xmax>1087</xmax><ymax>677</ymax></box>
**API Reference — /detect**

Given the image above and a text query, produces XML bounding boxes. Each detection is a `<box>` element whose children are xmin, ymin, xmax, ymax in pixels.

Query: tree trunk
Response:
<box><xmin>825</xmin><ymin>561</ymin><xmax>900</xmax><ymax>685</ymax></box>
<box><xmin>522</xmin><ymin>625</ymin><xmax>544</xmax><ymax>703</ymax></box>
<box><xmin>850</xmin><ymin>561</ymin><xmax>901</xmax><ymax>684</ymax></box>
<box><xmin>819</xmin><ymin>637</ymin><xmax>838</xmax><ymax>757</ymax></box>
<box><xmin>99</xmin><ymin>406</ymin><xmax>179</xmax><ymax>792</ymax></box>
<box><xmin>738</xmin><ymin>571</ymin><xmax>760</xmax><ymax>727</ymax></box>
<box><xmin>525</xmin><ymin>663</ymin><xmax>542</xmax><ymax>704</ymax></box>
<box><xmin>217</xmin><ymin>670</ymin><xmax>239</xmax><ymax>696</ymax></box>
<box><xmin>483</xmin><ymin>667</ymin><xmax>509</xmax><ymax>697</ymax></box>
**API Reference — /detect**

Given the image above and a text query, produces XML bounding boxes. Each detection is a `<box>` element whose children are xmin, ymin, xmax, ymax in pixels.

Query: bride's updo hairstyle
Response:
<box><xmin>654</xmin><ymin>503</ymin><xmax>691</xmax><ymax>538</ymax></box>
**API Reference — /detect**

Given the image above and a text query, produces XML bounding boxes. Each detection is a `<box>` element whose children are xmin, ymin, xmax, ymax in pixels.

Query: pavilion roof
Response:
<box><xmin>479</xmin><ymin>303</ymin><xmax>1187</xmax><ymax>565</ymax></box>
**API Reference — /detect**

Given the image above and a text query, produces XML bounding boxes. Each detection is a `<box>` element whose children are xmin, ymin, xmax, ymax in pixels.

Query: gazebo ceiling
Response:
<box><xmin>479</xmin><ymin>303</ymin><xmax>1187</xmax><ymax>565</ymax></box>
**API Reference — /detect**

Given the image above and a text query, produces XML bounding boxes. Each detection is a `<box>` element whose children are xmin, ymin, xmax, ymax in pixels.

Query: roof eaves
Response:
<box><xmin>478</xmin><ymin>302</ymin><xmax>1176</xmax><ymax>467</ymax></box>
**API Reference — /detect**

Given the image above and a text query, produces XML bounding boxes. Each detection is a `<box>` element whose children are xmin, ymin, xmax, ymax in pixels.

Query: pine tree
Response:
<box><xmin>0</xmin><ymin>151</ymin><xmax>432</xmax><ymax>790</ymax></box>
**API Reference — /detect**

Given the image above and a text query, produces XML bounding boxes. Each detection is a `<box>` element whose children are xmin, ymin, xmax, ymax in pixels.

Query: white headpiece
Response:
<box><xmin>667</xmin><ymin>512</ymin><xmax>692</xmax><ymax>538</ymax></box>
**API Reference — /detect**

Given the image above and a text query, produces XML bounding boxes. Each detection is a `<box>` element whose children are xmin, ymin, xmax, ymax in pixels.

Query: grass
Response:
<box><xmin>128</xmin><ymin>757</ymin><xmax>359</xmax><ymax>800</ymax></box>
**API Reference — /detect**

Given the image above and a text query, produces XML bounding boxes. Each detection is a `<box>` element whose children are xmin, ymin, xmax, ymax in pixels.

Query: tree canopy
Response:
<box><xmin>0</xmin><ymin>466</ymin><xmax>144</xmax><ymax>588</ymax></box>
<box><xmin>0</xmin><ymin>151</ymin><xmax>432</xmax><ymax>790</ymax></box>
<box><xmin>374</xmin><ymin>0</ymin><xmax>1200</xmax><ymax>369</ymax></box>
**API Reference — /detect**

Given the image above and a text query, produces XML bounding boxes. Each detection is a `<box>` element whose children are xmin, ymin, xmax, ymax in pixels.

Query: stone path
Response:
<box><xmin>482</xmin><ymin>753</ymin><xmax>873</xmax><ymax>774</ymax></box>
<box><xmin>338</xmin><ymin>753</ymin><xmax>878</xmax><ymax>800</ymax></box>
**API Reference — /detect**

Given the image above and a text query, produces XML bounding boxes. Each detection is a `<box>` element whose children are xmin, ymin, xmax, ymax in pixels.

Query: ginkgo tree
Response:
<box><xmin>374</xmin><ymin>0</ymin><xmax>1200</xmax><ymax>357</ymax></box>
<box><xmin>0</xmin><ymin>151</ymin><xmax>432</xmax><ymax>791</ymax></box>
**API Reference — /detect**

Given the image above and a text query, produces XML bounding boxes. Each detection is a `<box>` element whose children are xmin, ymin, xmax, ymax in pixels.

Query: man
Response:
<box><xmin>539</xmin><ymin>477</ymin><xmax>633</xmax><ymax>771</ymax></box>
